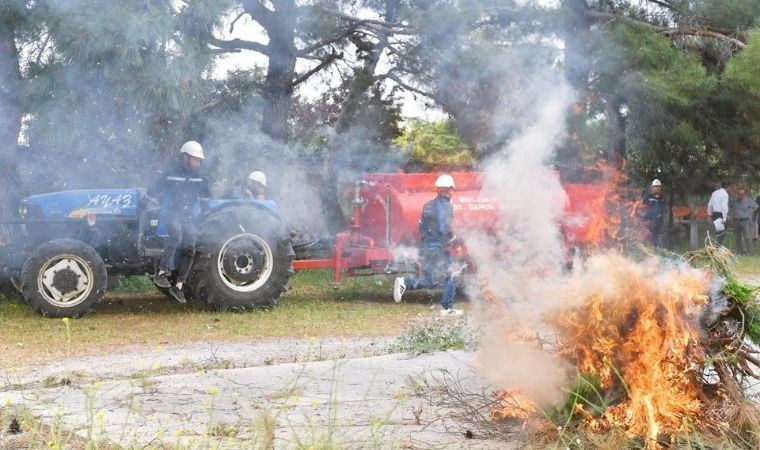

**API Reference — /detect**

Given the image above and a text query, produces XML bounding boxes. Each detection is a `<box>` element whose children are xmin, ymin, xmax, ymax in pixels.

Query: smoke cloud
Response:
<box><xmin>455</xmin><ymin>48</ymin><xmax>577</xmax><ymax>407</ymax></box>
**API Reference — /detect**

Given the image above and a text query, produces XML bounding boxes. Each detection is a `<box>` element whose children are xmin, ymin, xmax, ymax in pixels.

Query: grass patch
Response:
<box><xmin>735</xmin><ymin>254</ymin><xmax>760</xmax><ymax>279</ymax></box>
<box><xmin>0</xmin><ymin>270</ymin><xmax>430</xmax><ymax>369</ymax></box>
<box><xmin>110</xmin><ymin>275</ymin><xmax>157</xmax><ymax>294</ymax></box>
<box><xmin>393</xmin><ymin>321</ymin><xmax>466</xmax><ymax>356</ymax></box>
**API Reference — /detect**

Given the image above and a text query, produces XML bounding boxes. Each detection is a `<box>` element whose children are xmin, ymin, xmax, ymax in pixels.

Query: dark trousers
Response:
<box><xmin>733</xmin><ymin>218</ymin><xmax>754</xmax><ymax>254</ymax></box>
<box><xmin>403</xmin><ymin>246</ymin><xmax>457</xmax><ymax>310</ymax></box>
<box><xmin>647</xmin><ymin>221</ymin><xmax>663</xmax><ymax>248</ymax></box>
<box><xmin>711</xmin><ymin>212</ymin><xmax>726</xmax><ymax>246</ymax></box>
<box><xmin>159</xmin><ymin>218</ymin><xmax>198</xmax><ymax>283</ymax></box>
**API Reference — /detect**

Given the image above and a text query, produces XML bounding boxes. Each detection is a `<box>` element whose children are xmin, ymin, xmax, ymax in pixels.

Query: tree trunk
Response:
<box><xmin>260</xmin><ymin>0</ymin><xmax>297</xmax><ymax>142</ymax></box>
<box><xmin>0</xmin><ymin>20</ymin><xmax>22</xmax><ymax>245</ymax></box>
<box><xmin>320</xmin><ymin>0</ymin><xmax>399</xmax><ymax>234</ymax></box>
<box><xmin>605</xmin><ymin>96</ymin><xmax>626</xmax><ymax>167</ymax></box>
<box><xmin>558</xmin><ymin>0</ymin><xmax>591</xmax><ymax>178</ymax></box>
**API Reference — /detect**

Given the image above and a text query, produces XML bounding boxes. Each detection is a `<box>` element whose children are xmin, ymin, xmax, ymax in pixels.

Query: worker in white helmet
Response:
<box><xmin>642</xmin><ymin>178</ymin><xmax>665</xmax><ymax>247</ymax></box>
<box><xmin>242</xmin><ymin>171</ymin><xmax>267</xmax><ymax>200</ymax></box>
<box><xmin>394</xmin><ymin>174</ymin><xmax>462</xmax><ymax>316</ymax></box>
<box><xmin>142</xmin><ymin>140</ymin><xmax>210</xmax><ymax>303</ymax></box>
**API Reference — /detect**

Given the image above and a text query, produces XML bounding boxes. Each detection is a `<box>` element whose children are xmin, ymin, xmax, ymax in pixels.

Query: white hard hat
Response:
<box><xmin>180</xmin><ymin>140</ymin><xmax>204</xmax><ymax>159</ymax></box>
<box><xmin>434</xmin><ymin>174</ymin><xmax>455</xmax><ymax>188</ymax></box>
<box><xmin>651</xmin><ymin>179</ymin><xmax>662</xmax><ymax>187</ymax></box>
<box><xmin>247</xmin><ymin>171</ymin><xmax>267</xmax><ymax>187</ymax></box>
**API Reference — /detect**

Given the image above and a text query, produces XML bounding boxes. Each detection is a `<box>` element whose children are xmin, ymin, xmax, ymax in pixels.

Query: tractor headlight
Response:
<box><xmin>18</xmin><ymin>205</ymin><xmax>28</xmax><ymax>218</ymax></box>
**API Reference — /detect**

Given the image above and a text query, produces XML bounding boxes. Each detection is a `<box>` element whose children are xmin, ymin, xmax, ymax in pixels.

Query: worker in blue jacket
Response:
<box><xmin>643</xmin><ymin>179</ymin><xmax>665</xmax><ymax>247</ymax></box>
<box><xmin>142</xmin><ymin>141</ymin><xmax>210</xmax><ymax>303</ymax></box>
<box><xmin>393</xmin><ymin>174</ymin><xmax>462</xmax><ymax>316</ymax></box>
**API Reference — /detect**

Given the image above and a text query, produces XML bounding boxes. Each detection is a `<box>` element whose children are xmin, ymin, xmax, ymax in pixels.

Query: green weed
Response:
<box><xmin>393</xmin><ymin>321</ymin><xmax>466</xmax><ymax>356</ymax></box>
<box><xmin>110</xmin><ymin>276</ymin><xmax>157</xmax><ymax>294</ymax></box>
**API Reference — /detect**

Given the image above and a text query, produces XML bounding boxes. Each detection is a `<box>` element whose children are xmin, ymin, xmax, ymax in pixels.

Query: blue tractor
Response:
<box><xmin>0</xmin><ymin>189</ymin><xmax>295</xmax><ymax>317</ymax></box>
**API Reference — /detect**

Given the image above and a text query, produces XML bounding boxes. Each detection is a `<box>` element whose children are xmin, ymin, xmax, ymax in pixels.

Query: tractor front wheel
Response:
<box><xmin>20</xmin><ymin>239</ymin><xmax>107</xmax><ymax>317</ymax></box>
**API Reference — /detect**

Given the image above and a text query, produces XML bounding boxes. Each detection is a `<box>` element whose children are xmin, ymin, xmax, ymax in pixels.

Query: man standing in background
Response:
<box><xmin>730</xmin><ymin>187</ymin><xmax>758</xmax><ymax>254</ymax></box>
<box><xmin>707</xmin><ymin>181</ymin><xmax>730</xmax><ymax>246</ymax></box>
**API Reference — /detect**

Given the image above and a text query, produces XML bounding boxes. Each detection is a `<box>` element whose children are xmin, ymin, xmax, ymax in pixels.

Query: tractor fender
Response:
<box><xmin>205</xmin><ymin>199</ymin><xmax>283</xmax><ymax>223</ymax></box>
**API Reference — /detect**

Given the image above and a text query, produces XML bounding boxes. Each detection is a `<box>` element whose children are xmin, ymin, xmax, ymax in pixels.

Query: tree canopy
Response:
<box><xmin>0</xmin><ymin>0</ymin><xmax>759</xmax><ymax>239</ymax></box>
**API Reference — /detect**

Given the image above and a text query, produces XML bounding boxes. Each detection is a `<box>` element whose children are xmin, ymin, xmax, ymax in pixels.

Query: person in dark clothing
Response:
<box><xmin>643</xmin><ymin>179</ymin><xmax>665</xmax><ymax>247</ymax></box>
<box><xmin>142</xmin><ymin>141</ymin><xmax>210</xmax><ymax>303</ymax></box>
<box><xmin>730</xmin><ymin>187</ymin><xmax>758</xmax><ymax>254</ymax></box>
<box><xmin>393</xmin><ymin>174</ymin><xmax>462</xmax><ymax>316</ymax></box>
<box><xmin>242</xmin><ymin>171</ymin><xmax>267</xmax><ymax>200</ymax></box>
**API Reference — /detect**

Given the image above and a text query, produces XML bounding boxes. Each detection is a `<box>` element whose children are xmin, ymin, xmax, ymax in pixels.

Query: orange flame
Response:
<box><xmin>553</xmin><ymin>255</ymin><xmax>709</xmax><ymax>445</ymax></box>
<box><xmin>484</xmin><ymin>255</ymin><xmax>712</xmax><ymax>447</ymax></box>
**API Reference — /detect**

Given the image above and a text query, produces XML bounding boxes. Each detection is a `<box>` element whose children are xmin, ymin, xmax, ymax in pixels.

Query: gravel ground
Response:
<box><xmin>0</xmin><ymin>335</ymin><xmax>514</xmax><ymax>449</ymax></box>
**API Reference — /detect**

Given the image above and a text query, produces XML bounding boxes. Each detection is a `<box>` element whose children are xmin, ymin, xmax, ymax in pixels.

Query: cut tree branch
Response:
<box><xmin>646</xmin><ymin>0</ymin><xmax>677</xmax><ymax>12</ymax></box>
<box><xmin>325</xmin><ymin>9</ymin><xmax>410</xmax><ymax>30</ymax></box>
<box><xmin>585</xmin><ymin>10</ymin><xmax>746</xmax><ymax>49</ymax></box>
<box><xmin>297</xmin><ymin>26</ymin><xmax>359</xmax><ymax>57</ymax></box>
<box><xmin>209</xmin><ymin>37</ymin><xmax>270</xmax><ymax>55</ymax></box>
<box><xmin>662</xmin><ymin>28</ymin><xmax>746</xmax><ymax>49</ymax></box>
<box><xmin>292</xmin><ymin>51</ymin><xmax>341</xmax><ymax>87</ymax></box>
<box><xmin>229</xmin><ymin>11</ymin><xmax>247</xmax><ymax>33</ymax></box>
<box><xmin>377</xmin><ymin>71</ymin><xmax>437</xmax><ymax>101</ymax></box>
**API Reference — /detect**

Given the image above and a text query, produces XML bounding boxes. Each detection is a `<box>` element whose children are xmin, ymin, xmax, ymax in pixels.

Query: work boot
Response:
<box><xmin>154</xmin><ymin>269</ymin><xmax>171</xmax><ymax>288</ymax></box>
<box><xmin>168</xmin><ymin>286</ymin><xmax>186</xmax><ymax>304</ymax></box>
<box><xmin>393</xmin><ymin>277</ymin><xmax>406</xmax><ymax>303</ymax></box>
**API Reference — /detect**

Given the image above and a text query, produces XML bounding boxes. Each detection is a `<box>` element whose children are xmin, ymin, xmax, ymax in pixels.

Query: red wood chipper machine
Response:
<box><xmin>291</xmin><ymin>171</ymin><xmax>609</xmax><ymax>283</ymax></box>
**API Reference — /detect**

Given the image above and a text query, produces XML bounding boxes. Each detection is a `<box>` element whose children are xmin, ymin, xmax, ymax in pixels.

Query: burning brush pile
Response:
<box><xmin>472</xmin><ymin>246</ymin><xmax>760</xmax><ymax>448</ymax></box>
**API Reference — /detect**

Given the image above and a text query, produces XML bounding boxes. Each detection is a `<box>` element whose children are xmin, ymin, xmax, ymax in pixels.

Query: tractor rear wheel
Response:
<box><xmin>20</xmin><ymin>239</ymin><xmax>107</xmax><ymax>317</ymax></box>
<box><xmin>192</xmin><ymin>207</ymin><xmax>294</xmax><ymax>311</ymax></box>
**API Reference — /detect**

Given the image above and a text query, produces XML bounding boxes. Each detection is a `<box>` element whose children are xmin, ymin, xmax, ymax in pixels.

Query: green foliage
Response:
<box><xmin>685</xmin><ymin>247</ymin><xmax>760</xmax><ymax>345</ymax></box>
<box><xmin>684</xmin><ymin>244</ymin><xmax>737</xmax><ymax>278</ymax></box>
<box><xmin>725</xmin><ymin>31</ymin><xmax>760</xmax><ymax>97</ymax></box>
<box><xmin>6</xmin><ymin>0</ymin><xmax>220</xmax><ymax>193</ymax></box>
<box><xmin>613</xmin><ymin>26</ymin><xmax>715</xmax><ymax>116</ymax></box>
<box><xmin>722</xmin><ymin>278</ymin><xmax>760</xmax><ymax>345</ymax></box>
<box><xmin>393</xmin><ymin>321</ymin><xmax>466</xmax><ymax>356</ymax></box>
<box><xmin>723</xmin><ymin>278</ymin><xmax>759</xmax><ymax>305</ymax></box>
<box><xmin>394</xmin><ymin>120</ymin><xmax>474</xmax><ymax>169</ymax></box>
<box><xmin>694</xmin><ymin>0</ymin><xmax>760</xmax><ymax>30</ymax></box>
<box><xmin>594</xmin><ymin>24</ymin><xmax>727</xmax><ymax>189</ymax></box>
<box><xmin>553</xmin><ymin>372</ymin><xmax>608</xmax><ymax>424</ymax></box>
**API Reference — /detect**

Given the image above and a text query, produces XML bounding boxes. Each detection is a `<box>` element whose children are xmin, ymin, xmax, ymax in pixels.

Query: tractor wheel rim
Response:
<box><xmin>37</xmin><ymin>254</ymin><xmax>94</xmax><ymax>308</ymax></box>
<box><xmin>217</xmin><ymin>234</ymin><xmax>273</xmax><ymax>292</ymax></box>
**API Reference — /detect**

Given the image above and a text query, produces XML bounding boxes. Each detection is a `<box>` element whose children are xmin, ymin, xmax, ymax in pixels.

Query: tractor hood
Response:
<box><xmin>20</xmin><ymin>189</ymin><xmax>140</xmax><ymax>219</ymax></box>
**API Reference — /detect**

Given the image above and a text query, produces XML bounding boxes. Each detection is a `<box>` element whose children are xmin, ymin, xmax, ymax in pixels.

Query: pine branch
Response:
<box><xmin>297</xmin><ymin>26</ymin><xmax>358</xmax><ymax>57</ymax></box>
<box><xmin>377</xmin><ymin>71</ymin><xmax>437</xmax><ymax>102</ymax></box>
<box><xmin>292</xmin><ymin>51</ymin><xmax>341</xmax><ymax>87</ymax></box>
<box><xmin>586</xmin><ymin>10</ymin><xmax>747</xmax><ymax>49</ymax></box>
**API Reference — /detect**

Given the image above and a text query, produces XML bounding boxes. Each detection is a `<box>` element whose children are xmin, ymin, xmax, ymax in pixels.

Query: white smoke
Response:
<box><xmin>463</xmin><ymin>61</ymin><xmax>577</xmax><ymax>408</ymax></box>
